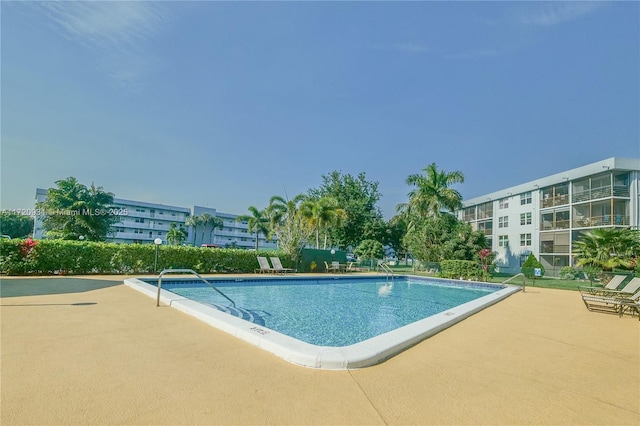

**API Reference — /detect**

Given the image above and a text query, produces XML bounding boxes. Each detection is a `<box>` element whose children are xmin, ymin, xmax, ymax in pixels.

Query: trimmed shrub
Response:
<box><xmin>521</xmin><ymin>254</ymin><xmax>545</xmax><ymax>279</ymax></box>
<box><xmin>440</xmin><ymin>260</ymin><xmax>484</xmax><ymax>280</ymax></box>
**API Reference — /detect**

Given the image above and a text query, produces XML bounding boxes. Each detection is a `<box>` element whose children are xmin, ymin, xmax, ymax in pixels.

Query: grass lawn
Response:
<box><xmin>387</xmin><ymin>264</ymin><xmax>593</xmax><ymax>291</ymax></box>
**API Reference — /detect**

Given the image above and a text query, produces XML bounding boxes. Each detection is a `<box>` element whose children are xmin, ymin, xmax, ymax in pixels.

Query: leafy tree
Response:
<box><xmin>397</xmin><ymin>163</ymin><xmax>464</xmax><ymax>218</ymax></box>
<box><xmin>36</xmin><ymin>177</ymin><xmax>118</xmax><ymax>241</ymax></box>
<box><xmin>185</xmin><ymin>215</ymin><xmax>201</xmax><ymax>246</ymax></box>
<box><xmin>237</xmin><ymin>206</ymin><xmax>270</xmax><ymax>250</ymax></box>
<box><xmin>166</xmin><ymin>223</ymin><xmax>187</xmax><ymax>245</ymax></box>
<box><xmin>385</xmin><ymin>215</ymin><xmax>409</xmax><ymax>262</ymax></box>
<box><xmin>308</xmin><ymin>171</ymin><xmax>384</xmax><ymax>249</ymax></box>
<box><xmin>403</xmin><ymin>213</ymin><xmax>486</xmax><ymax>263</ymax></box>
<box><xmin>267</xmin><ymin>195</ymin><xmax>312</xmax><ymax>267</ymax></box>
<box><xmin>0</xmin><ymin>211</ymin><xmax>33</xmax><ymax>238</ymax></box>
<box><xmin>354</xmin><ymin>239</ymin><xmax>385</xmax><ymax>268</ymax></box>
<box><xmin>300</xmin><ymin>196</ymin><xmax>346</xmax><ymax>249</ymax></box>
<box><xmin>573</xmin><ymin>228</ymin><xmax>640</xmax><ymax>271</ymax></box>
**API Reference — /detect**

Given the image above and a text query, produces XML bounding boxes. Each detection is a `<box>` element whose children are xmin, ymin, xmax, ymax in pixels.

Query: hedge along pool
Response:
<box><xmin>124</xmin><ymin>275</ymin><xmax>520</xmax><ymax>369</ymax></box>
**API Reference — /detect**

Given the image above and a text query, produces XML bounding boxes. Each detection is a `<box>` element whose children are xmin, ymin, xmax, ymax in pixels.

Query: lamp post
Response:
<box><xmin>154</xmin><ymin>238</ymin><xmax>162</xmax><ymax>273</ymax></box>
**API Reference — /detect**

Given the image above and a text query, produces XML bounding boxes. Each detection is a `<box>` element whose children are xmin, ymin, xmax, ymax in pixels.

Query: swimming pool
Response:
<box><xmin>124</xmin><ymin>275</ymin><xmax>520</xmax><ymax>369</ymax></box>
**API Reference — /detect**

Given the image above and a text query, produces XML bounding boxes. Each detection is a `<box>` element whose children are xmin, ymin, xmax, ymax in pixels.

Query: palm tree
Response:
<box><xmin>236</xmin><ymin>206</ymin><xmax>270</xmax><ymax>250</ymax></box>
<box><xmin>166</xmin><ymin>223</ymin><xmax>187</xmax><ymax>246</ymax></box>
<box><xmin>573</xmin><ymin>228</ymin><xmax>639</xmax><ymax>270</ymax></box>
<box><xmin>300</xmin><ymin>196</ymin><xmax>346</xmax><ymax>249</ymax></box>
<box><xmin>208</xmin><ymin>216</ymin><xmax>224</xmax><ymax>245</ymax></box>
<box><xmin>267</xmin><ymin>194</ymin><xmax>313</xmax><ymax>267</ymax></box>
<box><xmin>200</xmin><ymin>213</ymin><xmax>223</xmax><ymax>243</ymax></box>
<box><xmin>185</xmin><ymin>214</ymin><xmax>201</xmax><ymax>246</ymax></box>
<box><xmin>397</xmin><ymin>163</ymin><xmax>465</xmax><ymax>218</ymax></box>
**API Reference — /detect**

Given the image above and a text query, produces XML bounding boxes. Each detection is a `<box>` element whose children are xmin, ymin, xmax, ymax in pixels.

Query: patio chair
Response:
<box><xmin>579</xmin><ymin>274</ymin><xmax>628</xmax><ymax>296</ymax></box>
<box><xmin>269</xmin><ymin>257</ymin><xmax>295</xmax><ymax>274</ymax></box>
<box><xmin>255</xmin><ymin>256</ymin><xmax>274</xmax><ymax>274</ymax></box>
<box><xmin>597</xmin><ymin>277</ymin><xmax>640</xmax><ymax>297</ymax></box>
<box><xmin>582</xmin><ymin>289</ymin><xmax>640</xmax><ymax>319</ymax></box>
<box><xmin>324</xmin><ymin>261</ymin><xmax>340</xmax><ymax>273</ymax></box>
<box><xmin>346</xmin><ymin>262</ymin><xmax>364</xmax><ymax>272</ymax></box>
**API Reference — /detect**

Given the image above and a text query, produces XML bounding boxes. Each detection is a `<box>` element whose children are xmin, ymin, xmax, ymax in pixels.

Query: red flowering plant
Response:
<box><xmin>19</xmin><ymin>237</ymin><xmax>38</xmax><ymax>257</ymax></box>
<box><xmin>478</xmin><ymin>248</ymin><xmax>496</xmax><ymax>280</ymax></box>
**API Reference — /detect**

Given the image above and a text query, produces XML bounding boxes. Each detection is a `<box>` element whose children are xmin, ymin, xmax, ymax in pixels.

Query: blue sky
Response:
<box><xmin>2</xmin><ymin>1</ymin><xmax>638</xmax><ymax>219</ymax></box>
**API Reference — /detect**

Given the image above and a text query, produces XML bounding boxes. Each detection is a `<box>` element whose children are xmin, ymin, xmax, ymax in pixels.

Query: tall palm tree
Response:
<box><xmin>300</xmin><ymin>196</ymin><xmax>346</xmax><ymax>249</ymax></box>
<box><xmin>236</xmin><ymin>206</ymin><xmax>270</xmax><ymax>250</ymax></box>
<box><xmin>199</xmin><ymin>213</ymin><xmax>214</xmax><ymax>246</ymax></box>
<box><xmin>185</xmin><ymin>214</ymin><xmax>201</xmax><ymax>246</ymax></box>
<box><xmin>397</xmin><ymin>163</ymin><xmax>465</xmax><ymax>218</ymax></box>
<box><xmin>208</xmin><ymin>216</ymin><xmax>224</xmax><ymax>245</ymax></box>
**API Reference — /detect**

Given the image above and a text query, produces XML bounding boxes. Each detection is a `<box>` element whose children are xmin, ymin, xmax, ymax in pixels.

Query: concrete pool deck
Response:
<box><xmin>1</xmin><ymin>275</ymin><xmax>638</xmax><ymax>425</ymax></box>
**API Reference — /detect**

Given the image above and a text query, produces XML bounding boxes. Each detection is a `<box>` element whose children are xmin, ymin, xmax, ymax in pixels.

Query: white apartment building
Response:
<box><xmin>458</xmin><ymin>157</ymin><xmax>640</xmax><ymax>276</ymax></box>
<box><xmin>33</xmin><ymin>189</ymin><xmax>277</xmax><ymax>249</ymax></box>
<box><xmin>193</xmin><ymin>206</ymin><xmax>276</xmax><ymax>250</ymax></box>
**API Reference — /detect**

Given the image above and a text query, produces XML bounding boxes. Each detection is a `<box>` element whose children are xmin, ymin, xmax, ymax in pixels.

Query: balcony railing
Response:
<box><xmin>540</xmin><ymin>194</ymin><xmax>569</xmax><ymax>209</ymax></box>
<box><xmin>540</xmin><ymin>219</ymin><xmax>570</xmax><ymax>231</ymax></box>
<box><xmin>573</xmin><ymin>215</ymin><xmax>629</xmax><ymax>228</ymax></box>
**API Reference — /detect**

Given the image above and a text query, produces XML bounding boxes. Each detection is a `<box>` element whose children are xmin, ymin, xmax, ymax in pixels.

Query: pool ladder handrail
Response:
<box><xmin>156</xmin><ymin>268</ymin><xmax>236</xmax><ymax>307</ymax></box>
<box><xmin>502</xmin><ymin>272</ymin><xmax>526</xmax><ymax>292</ymax></box>
<box><xmin>376</xmin><ymin>260</ymin><xmax>394</xmax><ymax>282</ymax></box>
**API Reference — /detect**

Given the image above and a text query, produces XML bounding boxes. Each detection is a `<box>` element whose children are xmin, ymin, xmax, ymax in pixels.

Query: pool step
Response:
<box><xmin>205</xmin><ymin>302</ymin><xmax>266</xmax><ymax>326</ymax></box>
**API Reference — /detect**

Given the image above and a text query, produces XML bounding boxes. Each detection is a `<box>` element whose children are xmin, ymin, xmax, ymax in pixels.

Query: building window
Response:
<box><xmin>499</xmin><ymin>198</ymin><xmax>509</xmax><ymax>209</ymax></box>
<box><xmin>498</xmin><ymin>235</ymin><xmax>509</xmax><ymax>247</ymax></box>
<box><xmin>520</xmin><ymin>233</ymin><xmax>532</xmax><ymax>247</ymax></box>
<box><xmin>520</xmin><ymin>212</ymin><xmax>532</xmax><ymax>225</ymax></box>
<box><xmin>498</xmin><ymin>216</ymin><xmax>508</xmax><ymax>228</ymax></box>
<box><xmin>520</xmin><ymin>192</ymin><xmax>532</xmax><ymax>205</ymax></box>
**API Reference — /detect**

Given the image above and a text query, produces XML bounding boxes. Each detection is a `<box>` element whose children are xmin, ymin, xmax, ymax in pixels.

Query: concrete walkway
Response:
<box><xmin>1</xmin><ymin>275</ymin><xmax>638</xmax><ymax>425</ymax></box>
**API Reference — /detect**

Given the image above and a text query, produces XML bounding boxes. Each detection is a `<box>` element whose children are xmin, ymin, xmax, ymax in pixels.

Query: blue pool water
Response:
<box><xmin>148</xmin><ymin>276</ymin><xmax>499</xmax><ymax>347</ymax></box>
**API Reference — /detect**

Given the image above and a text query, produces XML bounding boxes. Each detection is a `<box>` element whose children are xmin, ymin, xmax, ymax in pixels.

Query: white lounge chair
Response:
<box><xmin>582</xmin><ymin>289</ymin><xmax>640</xmax><ymax>319</ymax></box>
<box><xmin>596</xmin><ymin>277</ymin><xmax>640</xmax><ymax>297</ymax></box>
<box><xmin>269</xmin><ymin>257</ymin><xmax>295</xmax><ymax>274</ymax></box>
<box><xmin>255</xmin><ymin>256</ymin><xmax>274</xmax><ymax>274</ymax></box>
<box><xmin>579</xmin><ymin>274</ymin><xmax>628</xmax><ymax>295</ymax></box>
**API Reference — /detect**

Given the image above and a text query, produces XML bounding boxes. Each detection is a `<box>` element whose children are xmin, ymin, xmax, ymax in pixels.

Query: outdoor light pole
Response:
<box><xmin>154</xmin><ymin>238</ymin><xmax>162</xmax><ymax>273</ymax></box>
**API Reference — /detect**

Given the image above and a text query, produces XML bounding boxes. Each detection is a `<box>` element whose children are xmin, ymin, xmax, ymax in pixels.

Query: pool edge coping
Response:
<box><xmin>124</xmin><ymin>276</ymin><xmax>521</xmax><ymax>370</ymax></box>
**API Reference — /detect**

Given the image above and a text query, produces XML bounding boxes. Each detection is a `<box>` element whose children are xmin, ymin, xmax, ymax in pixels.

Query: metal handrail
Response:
<box><xmin>376</xmin><ymin>260</ymin><xmax>394</xmax><ymax>282</ymax></box>
<box><xmin>502</xmin><ymin>272</ymin><xmax>526</xmax><ymax>292</ymax></box>
<box><xmin>156</xmin><ymin>268</ymin><xmax>236</xmax><ymax>307</ymax></box>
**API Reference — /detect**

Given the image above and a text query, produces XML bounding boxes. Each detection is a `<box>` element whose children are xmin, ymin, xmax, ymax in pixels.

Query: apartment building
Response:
<box><xmin>192</xmin><ymin>206</ymin><xmax>275</xmax><ymax>250</ymax></box>
<box><xmin>33</xmin><ymin>189</ymin><xmax>277</xmax><ymax>249</ymax></box>
<box><xmin>458</xmin><ymin>157</ymin><xmax>640</xmax><ymax>276</ymax></box>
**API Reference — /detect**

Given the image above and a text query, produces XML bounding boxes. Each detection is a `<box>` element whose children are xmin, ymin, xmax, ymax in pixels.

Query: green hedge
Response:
<box><xmin>440</xmin><ymin>259</ymin><xmax>488</xmax><ymax>281</ymax></box>
<box><xmin>0</xmin><ymin>239</ymin><xmax>292</xmax><ymax>275</ymax></box>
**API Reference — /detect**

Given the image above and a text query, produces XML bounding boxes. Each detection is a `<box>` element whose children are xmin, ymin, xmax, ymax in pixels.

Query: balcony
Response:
<box><xmin>540</xmin><ymin>194</ymin><xmax>569</xmax><ymax>209</ymax></box>
<box><xmin>572</xmin><ymin>215</ymin><xmax>629</xmax><ymax>228</ymax></box>
<box><xmin>571</xmin><ymin>185</ymin><xmax>630</xmax><ymax>203</ymax></box>
<box><xmin>540</xmin><ymin>219</ymin><xmax>570</xmax><ymax>231</ymax></box>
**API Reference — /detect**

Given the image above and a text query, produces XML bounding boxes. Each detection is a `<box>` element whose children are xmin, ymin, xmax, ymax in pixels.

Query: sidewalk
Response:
<box><xmin>1</xmin><ymin>275</ymin><xmax>638</xmax><ymax>425</ymax></box>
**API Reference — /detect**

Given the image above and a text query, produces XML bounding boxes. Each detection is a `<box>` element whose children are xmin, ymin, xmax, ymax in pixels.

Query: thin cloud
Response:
<box><xmin>515</xmin><ymin>2</ymin><xmax>606</xmax><ymax>27</ymax></box>
<box><xmin>37</xmin><ymin>2</ymin><xmax>167</xmax><ymax>48</ymax></box>
<box><xmin>32</xmin><ymin>2</ymin><xmax>169</xmax><ymax>92</ymax></box>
